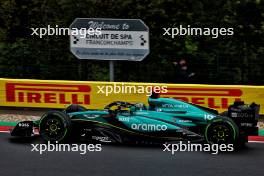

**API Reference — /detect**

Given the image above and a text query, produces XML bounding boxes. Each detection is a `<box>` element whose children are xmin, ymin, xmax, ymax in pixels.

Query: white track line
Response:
<box><xmin>248</xmin><ymin>141</ymin><xmax>264</xmax><ymax>143</ymax></box>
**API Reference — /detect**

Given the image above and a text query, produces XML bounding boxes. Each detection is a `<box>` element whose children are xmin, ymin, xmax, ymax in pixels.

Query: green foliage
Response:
<box><xmin>0</xmin><ymin>0</ymin><xmax>263</xmax><ymax>84</ymax></box>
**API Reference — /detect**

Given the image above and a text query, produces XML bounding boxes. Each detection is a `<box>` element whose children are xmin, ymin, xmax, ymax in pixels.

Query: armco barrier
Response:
<box><xmin>0</xmin><ymin>78</ymin><xmax>264</xmax><ymax>114</ymax></box>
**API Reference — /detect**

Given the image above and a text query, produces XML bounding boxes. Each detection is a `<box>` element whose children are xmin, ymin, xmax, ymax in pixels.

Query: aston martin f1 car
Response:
<box><xmin>11</xmin><ymin>94</ymin><xmax>259</xmax><ymax>145</ymax></box>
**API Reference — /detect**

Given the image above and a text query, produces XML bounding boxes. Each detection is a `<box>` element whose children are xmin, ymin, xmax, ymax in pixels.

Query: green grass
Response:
<box><xmin>259</xmin><ymin>130</ymin><xmax>264</xmax><ymax>136</ymax></box>
<box><xmin>0</xmin><ymin>121</ymin><xmax>18</xmax><ymax>126</ymax></box>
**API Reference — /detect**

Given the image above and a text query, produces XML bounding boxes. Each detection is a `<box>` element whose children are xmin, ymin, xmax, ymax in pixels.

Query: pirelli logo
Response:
<box><xmin>161</xmin><ymin>88</ymin><xmax>243</xmax><ymax>109</ymax></box>
<box><xmin>5</xmin><ymin>83</ymin><xmax>91</xmax><ymax>105</ymax></box>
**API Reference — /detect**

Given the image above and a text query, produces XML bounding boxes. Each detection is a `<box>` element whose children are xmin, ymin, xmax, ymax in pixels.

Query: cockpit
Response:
<box><xmin>104</xmin><ymin>101</ymin><xmax>148</xmax><ymax>114</ymax></box>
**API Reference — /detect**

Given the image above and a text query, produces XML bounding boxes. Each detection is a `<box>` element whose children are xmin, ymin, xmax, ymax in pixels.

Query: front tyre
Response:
<box><xmin>205</xmin><ymin>117</ymin><xmax>239</xmax><ymax>145</ymax></box>
<box><xmin>39</xmin><ymin>111</ymin><xmax>71</xmax><ymax>142</ymax></box>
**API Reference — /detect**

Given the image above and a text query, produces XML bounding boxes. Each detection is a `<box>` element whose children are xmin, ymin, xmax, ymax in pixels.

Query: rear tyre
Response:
<box><xmin>205</xmin><ymin>117</ymin><xmax>239</xmax><ymax>145</ymax></box>
<box><xmin>39</xmin><ymin>111</ymin><xmax>71</xmax><ymax>142</ymax></box>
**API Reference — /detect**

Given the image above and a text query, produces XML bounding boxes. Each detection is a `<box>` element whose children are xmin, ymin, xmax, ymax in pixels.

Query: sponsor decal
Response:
<box><xmin>162</xmin><ymin>104</ymin><xmax>189</xmax><ymax>108</ymax></box>
<box><xmin>18</xmin><ymin>122</ymin><xmax>30</xmax><ymax>127</ymax></box>
<box><xmin>92</xmin><ymin>136</ymin><xmax>111</xmax><ymax>142</ymax></box>
<box><xmin>240</xmin><ymin>123</ymin><xmax>253</xmax><ymax>127</ymax></box>
<box><xmin>83</xmin><ymin>114</ymin><xmax>99</xmax><ymax>119</ymax></box>
<box><xmin>131</xmin><ymin>123</ymin><xmax>167</xmax><ymax>131</ymax></box>
<box><xmin>161</xmin><ymin>88</ymin><xmax>243</xmax><ymax>109</ymax></box>
<box><xmin>118</xmin><ymin>117</ymin><xmax>130</xmax><ymax>122</ymax></box>
<box><xmin>231</xmin><ymin>112</ymin><xmax>253</xmax><ymax>118</ymax></box>
<box><xmin>178</xmin><ymin>119</ymin><xmax>192</xmax><ymax>123</ymax></box>
<box><xmin>5</xmin><ymin>83</ymin><xmax>91</xmax><ymax>105</ymax></box>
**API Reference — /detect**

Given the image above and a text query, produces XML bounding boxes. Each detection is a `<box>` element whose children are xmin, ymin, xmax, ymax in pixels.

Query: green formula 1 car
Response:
<box><xmin>11</xmin><ymin>93</ymin><xmax>259</xmax><ymax>145</ymax></box>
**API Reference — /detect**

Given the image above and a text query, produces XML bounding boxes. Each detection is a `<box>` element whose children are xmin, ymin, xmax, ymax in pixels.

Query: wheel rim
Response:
<box><xmin>40</xmin><ymin>116</ymin><xmax>66</xmax><ymax>141</ymax></box>
<box><xmin>206</xmin><ymin>123</ymin><xmax>234</xmax><ymax>144</ymax></box>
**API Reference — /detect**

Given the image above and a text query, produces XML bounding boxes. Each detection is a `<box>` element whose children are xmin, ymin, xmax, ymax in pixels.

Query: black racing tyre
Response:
<box><xmin>39</xmin><ymin>111</ymin><xmax>71</xmax><ymax>142</ymax></box>
<box><xmin>205</xmin><ymin>117</ymin><xmax>239</xmax><ymax>145</ymax></box>
<box><xmin>65</xmin><ymin>104</ymin><xmax>87</xmax><ymax>113</ymax></box>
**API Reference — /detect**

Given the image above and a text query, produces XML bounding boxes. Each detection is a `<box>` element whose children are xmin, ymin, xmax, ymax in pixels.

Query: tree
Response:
<box><xmin>0</xmin><ymin>0</ymin><xmax>263</xmax><ymax>84</ymax></box>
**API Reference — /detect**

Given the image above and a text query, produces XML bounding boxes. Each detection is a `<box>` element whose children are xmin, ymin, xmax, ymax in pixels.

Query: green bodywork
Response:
<box><xmin>62</xmin><ymin>98</ymin><xmax>219</xmax><ymax>139</ymax></box>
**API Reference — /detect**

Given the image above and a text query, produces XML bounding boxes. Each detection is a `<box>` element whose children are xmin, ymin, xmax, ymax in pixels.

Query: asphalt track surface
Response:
<box><xmin>0</xmin><ymin>133</ymin><xmax>264</xmax><ymax>176</ymax></box>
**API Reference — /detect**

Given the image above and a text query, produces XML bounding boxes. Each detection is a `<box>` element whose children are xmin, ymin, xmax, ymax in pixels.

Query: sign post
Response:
<box><xmin>109</xmin><ymin>60</ymin><xmax>114</xmax><ymax>81</ymax></box>
<box><xmin>70</xmin><ymin>18</ymin><xmax>150</xmax><ymax>81</ymax></box>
